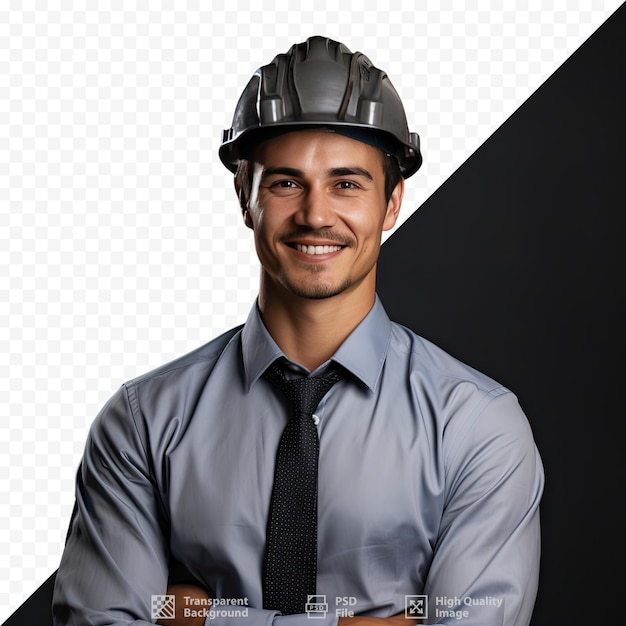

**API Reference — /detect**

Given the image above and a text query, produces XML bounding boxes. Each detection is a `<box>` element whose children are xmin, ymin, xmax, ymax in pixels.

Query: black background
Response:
<box><xmin>4</xmin><ymin>5</ymin><xmax>625</xmax><ymax>625</ymax></box>
<box><xmin>378</xmin><ymin>4</ymin><xmax>625</xmax><ymax>624</ymax></box>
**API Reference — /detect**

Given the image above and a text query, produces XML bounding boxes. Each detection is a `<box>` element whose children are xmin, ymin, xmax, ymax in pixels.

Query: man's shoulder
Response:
<box><xmin>387</xmin><ymin>319</ymin><xmax>507</xmax><ymax>395</ymax></box>
<box><xmin>126</xmin><ymin>324</ymin><xmax>244</xmax><ymax>389</ymax></box>
<box><xmin>88</xmin><ymin>325</ymin><xmax>246</xmax><ymax>440</ymax></box>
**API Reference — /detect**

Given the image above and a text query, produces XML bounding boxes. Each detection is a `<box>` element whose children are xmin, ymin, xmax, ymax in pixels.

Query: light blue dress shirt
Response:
<box><xmin>52</xmin><ymin>296</ymin><xmax>543</xmax><ymax>626</ymax></box>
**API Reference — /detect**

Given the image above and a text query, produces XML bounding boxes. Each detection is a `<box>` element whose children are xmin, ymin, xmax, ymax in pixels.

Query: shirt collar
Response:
<box><xmin>241</xmin><ymin>295</ymin><xmax>391</xmax><ymax>393</ymax></box>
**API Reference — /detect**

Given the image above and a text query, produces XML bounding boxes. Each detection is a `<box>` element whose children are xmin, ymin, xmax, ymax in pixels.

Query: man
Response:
<box><xmin>52</xmin><ymin>36</ymin><xmax>543</xmax><ymax>626</ymax></box>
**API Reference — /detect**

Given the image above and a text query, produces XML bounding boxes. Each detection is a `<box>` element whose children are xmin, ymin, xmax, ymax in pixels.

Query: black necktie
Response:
<box><xmin>262</xmin><ymin>358</ymin><xmax>344</xmax><ymax>615</ymax></box>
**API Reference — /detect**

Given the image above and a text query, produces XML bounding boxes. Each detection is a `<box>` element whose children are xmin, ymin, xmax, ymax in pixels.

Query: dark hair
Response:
<box><xmin>235</xmin><ymin>152</ymin><xmax>402</xmax><ymax>213</ymax></box>
<box><xmin>382</xmin><ymin>153</ymin><xmax>403</xmax><ymax>204</ymax></box>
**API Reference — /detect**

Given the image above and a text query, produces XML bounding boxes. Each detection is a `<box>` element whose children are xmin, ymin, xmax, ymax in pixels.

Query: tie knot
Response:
<box><xmin>264</xmin><ymin>359</ymin><xmax>344</xmax><ymax>418</ymax></box>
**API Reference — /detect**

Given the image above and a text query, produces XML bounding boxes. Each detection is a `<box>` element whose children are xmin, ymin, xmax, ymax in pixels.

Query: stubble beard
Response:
<box><xmin>277</xmin><ymin>265</ymin><xmax>354</xmax><ymax>300</ymax></box>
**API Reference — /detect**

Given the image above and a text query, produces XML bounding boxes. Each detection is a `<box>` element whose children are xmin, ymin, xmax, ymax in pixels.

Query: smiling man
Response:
<box><xmin>52</xmin><ymin>37</ymin><xmax>543</xmax><ymax>626</ymax></box>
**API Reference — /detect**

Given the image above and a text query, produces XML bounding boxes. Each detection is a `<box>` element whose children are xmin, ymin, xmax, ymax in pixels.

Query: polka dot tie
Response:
<box><xmin>262</xmin><ymin>358</ymin><xmax>344</xmax><ymax>615</ymax></box>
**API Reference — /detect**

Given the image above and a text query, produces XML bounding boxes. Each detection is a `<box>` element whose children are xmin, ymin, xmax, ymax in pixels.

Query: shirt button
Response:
<box><xmin>312</xmin><ymin>414</ymin><xmax>320</xmax><ymax>425</ymax></box>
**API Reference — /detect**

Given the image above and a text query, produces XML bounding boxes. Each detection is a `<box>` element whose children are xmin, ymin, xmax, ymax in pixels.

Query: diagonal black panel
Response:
<box><xmin>4</xmin><ymin>7</ymin><xmax>625</xmax><ymax>626</ymax></box>
<box><xmin>1</xmin><ymin>572</ymin><xmax>56</xmax><ymax>626</ymax></box>
<box><xmin>378</xmin><ymin>4</ymin><xmax>625</xmax><ymax>625</ymax></box>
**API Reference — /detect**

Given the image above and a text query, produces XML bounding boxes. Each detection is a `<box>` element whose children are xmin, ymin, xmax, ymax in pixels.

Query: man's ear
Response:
<box><xmin>382</xmin><ymin>177</ymin><xmax>404</xmax><ymax>231</ymax></box>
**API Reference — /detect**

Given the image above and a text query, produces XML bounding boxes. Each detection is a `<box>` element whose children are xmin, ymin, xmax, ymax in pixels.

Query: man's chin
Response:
<box><xmin>280</xmin><ymin>277</ymin><xmax>352</xmax><ymax>301</ymax></box>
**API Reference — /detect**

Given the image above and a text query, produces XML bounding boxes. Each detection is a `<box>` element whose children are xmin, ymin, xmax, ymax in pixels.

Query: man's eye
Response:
<box><xmin>337</xmin><ymin>181</ymin><xmax>359</xmax><ymax>189</ymax></box>
<box><xmin>272</xmin><ymin>180</ymin><xmax>297</xmax><ymax>188</ymax></box>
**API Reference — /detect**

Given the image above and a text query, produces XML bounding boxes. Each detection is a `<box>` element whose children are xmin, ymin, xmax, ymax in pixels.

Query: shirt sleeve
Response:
<box><xmin>52</xmin><ymin>384</ymin><xmax>171</xmax><ymax>625</ymax></box>
<box><xmin>422</xmin><ymin>390</ymin><xmax>544</xmax><ymax>626</ymax></box>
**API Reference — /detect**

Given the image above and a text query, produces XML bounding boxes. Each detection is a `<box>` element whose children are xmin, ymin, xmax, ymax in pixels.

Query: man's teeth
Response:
<box><xmin>294</xmin><ymin>244</ymin><xmax>342</xmax><ymax>255</ymax></box>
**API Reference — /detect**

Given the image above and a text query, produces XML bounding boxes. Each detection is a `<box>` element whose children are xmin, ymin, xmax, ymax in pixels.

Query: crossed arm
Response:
<box><xmin>53</xmin><ymin>385</ymin><xmax>543</xmax><ymax>625</ymax></box>
<box><xmin>156</xmin><ymin>584</ymin><xmax>411</xmax><ymax>626</ymax></box>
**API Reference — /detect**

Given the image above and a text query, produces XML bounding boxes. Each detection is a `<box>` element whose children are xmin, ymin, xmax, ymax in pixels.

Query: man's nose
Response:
<box><xmin>294</xmin><ymin>186</ymin><xmax>337</xmax><ymax>229</ymax></box>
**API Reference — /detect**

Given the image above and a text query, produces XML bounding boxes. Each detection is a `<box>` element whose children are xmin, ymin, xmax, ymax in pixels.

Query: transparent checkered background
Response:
<box><xmin>0</xmin><ymin>0</ymin><xmax>621</xmax><ymax>619</ymax></box>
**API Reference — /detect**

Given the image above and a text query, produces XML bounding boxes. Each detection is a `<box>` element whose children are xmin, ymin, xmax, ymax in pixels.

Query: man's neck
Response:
<box><xmin>258</xmin><ymin>279</ymin><xmax>376</xmax><ymax>371</ymax></box>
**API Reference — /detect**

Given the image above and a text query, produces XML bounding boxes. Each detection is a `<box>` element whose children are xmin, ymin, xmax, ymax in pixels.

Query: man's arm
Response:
<box><xmin>53</xmin><ymin>383</ymin><xmax>339</xmax><ymax>626</ymax></box>
<box><xmin>163</xmin><ymin>583</ymin><xmax>411</xmax><ymax>626</ymax></box>
<box><xmin>339</xmin><ymin>392</ymin><xmax>542</xmax><ymax>626</ymax></box>
<box><xmin>52</xmin><ymin>385</ymin><xmax>171</xmax><ymax>625</ymax></box>
<box><xmin>421</xmin><ymin>391</ymin><xmax>543</xmax><ymax>625</ymax></box>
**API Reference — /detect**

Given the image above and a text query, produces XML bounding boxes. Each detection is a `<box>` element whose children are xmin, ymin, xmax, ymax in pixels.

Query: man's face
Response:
<box><xmin>240</xmin><ymin>130</ymin><xmax>403</xmax><ymax>302</ymax></box>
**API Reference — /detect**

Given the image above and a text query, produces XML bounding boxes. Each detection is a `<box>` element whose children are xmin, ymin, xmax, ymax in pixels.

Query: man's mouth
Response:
<box><xmin>291</xmin><ymin>243</ymin><xmax>344</xmax><ymax>255</ymax></box>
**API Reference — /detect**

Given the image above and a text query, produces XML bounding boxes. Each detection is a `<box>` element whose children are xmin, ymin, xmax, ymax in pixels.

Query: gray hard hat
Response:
<box><xmin>219</xmin><ymin>36</ymin><xmax>422</xmax><ymax>178</ymax></box>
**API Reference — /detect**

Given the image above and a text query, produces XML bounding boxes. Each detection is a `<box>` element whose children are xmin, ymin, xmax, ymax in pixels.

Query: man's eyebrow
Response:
<box><xmin>260</xmin><ymin>166</ymin><xmax>374</xmax><ymax>181</ymax></box>
<box><xmin>328</xmin><ymin>167</ymin><xmax>373</xmax><ymax>181</ymax></box>
<box><xmin>261</xmin><ymin>167</ymin><xmax>304</xmax><ymax>180</ymax></box>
